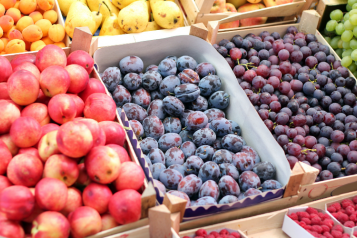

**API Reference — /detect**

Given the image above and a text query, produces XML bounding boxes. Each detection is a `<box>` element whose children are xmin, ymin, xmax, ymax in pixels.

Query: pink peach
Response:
<box><xmin>0</xmin><ymin>133</ymin><xmax>18</xmax><ymax>156</ymax></box>
<box><xmin>68</xmin><ymin>94</ymin><xmax>84</xmax><ymax>117</ymax></box>
<box><xmin>10</xmin><ymin>116</ymin><xmax>41</xmax><ymax>147</ymax></box>
<box><xmin>84</xmin><ymin>93</ymin><xmax>116</xmax><ymax>122</ymax></box>
<box><xmin>114</xmin><ymin>162</ymin><xmax>144</xmax><ymax>191</ymax></box>
<box><xmin>83</xmin><ymin>183</ymin><xmax>112</xmax><ymax>214</ymax></box>
<box><xmin>38</xmin><ymin>130</ymin><xmax>59</xmax><ymax>162</ymax></box>
<box><xmin>60</xmin><ymin>187</ymin><xmax>82</xmax><ymax>217</ymax></box>
<box><xmin>0</xmin><ymin>220</ymin><xmax>25</xmax><ymax>238</ymax></box>
<box><xmin>21</xmin><ymin>102</ymin><xmax>50</xmax><ymax>126</ymax></box>
<box><xmin>18</xmin><ymin>147</ymin><xmax>41</xmax><ymax>160</ymax></box>
<box><xmin>78</xmin><ymin>78</ymin><xmax>106</xmax><ymax>102</ymax></box>
<box><xmin>65</xmin><ymin>64</ymin><xmax>89</xmax><ymax>94</ymax></box>
<box><xmin>0</xmin><ymin>83</ymin><xmax>10</xmax><ymax>99</ymax></box>
<box><xmin>99</xmin><ymin>121</ymin><xmax>125</xmax><ymax>146</ymax></box>
<box><xmin>75</xmin><ymin>163</ymin><xmax>90</xmax><ymax>186</ymax></box>
<box><xmin>10</xmin><ymin>54</ymin><xmax>36</xmax><ymax>69</ymax></box>
<box><xmin>0</xmin><ymin>99</ymin><xmax>21</xmax><ymax>134</ymax></box>
<box><xmin>68</xmin><ymin>206</ymin><xmax>102</xmax><ymax>238</ymax></box>
<box><xmin>36</xmin><ymin>89</ymin><xmax>51</xmax><ymax>105</ymax></box>
<box><xmin>40</xmin><ymin>65</ymin><xmax>70</xmax><ymax>97</ymax></box>
<box><xmin>31</xmin><ymin>211</ymin><xmax>70</xmax><ymax>238</ymax></box>
<box><xmin>43</xmin><ymin>154</ymin><xmax>79</xmax><ymax>186</ymax></box>
<box><xmin>0</xmin><ymin>175</ymin><xmax>12</xmax><ymax>193</ymax></box>
<box><xmin>13</xmin><ymin>62</ymin><xmax>40</xmax><ymax>80</ymax></box>
<box><xmin>101</xmin><ymin>214</ymin><xmax>118</xmax><ymax>231</ymax></box>
<box><xmin>107</xmin><ymin>144</ymin><xmax>131</xmax><ymax>164</ymax></box>
<box><xmin>67</xmin><ymin>50</ymin><xmax>94</xmax><ymax>74</ymax></box>
<box><xmin>35</xmin><ymin>44</ymin><xmax>67</xmax><ymax>72</ymax></box>
<box><xmin>48</xmin><ymin>94</ymin><xmax>76</xmax><ymax>124</ymax></box>
<box><xmin>0</xmin><ymin>140</ymin><xmax>12</xmax><ymax>175</ymax></box>
<box><xmin>0</xmin><ymin>55</ymin><xmax>12</xmax><ymax>82</ymax></box>
<box><xmin>73</xmin><ymin>117</ymin><xmax>102</xmax><ymax>147</ymax></box>
<box><xmin>7</xmin><ymin>70</ymin><xmax>39</xmax><ymax>105</ymax></box>
<box><xmin>35</xmin><ymin>178</ymin><xmax>68</xmax><ymax>211</ymax></box>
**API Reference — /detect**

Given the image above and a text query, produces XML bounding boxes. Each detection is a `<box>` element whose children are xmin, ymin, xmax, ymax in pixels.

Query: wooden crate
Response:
<box><xmin>316</xmin><ymin>0</ymin><xmax>348</xmax><ymax>29</ymax></box>
<box><xmin>179</xmin><ymin>190</ymin><xmax>357</xmax><ymax>236</ymax></box>
<box><xmin>180</xmin><ymin>0</ymin><xmax>306</xmax><ymax>30</ymax></box>
<box><xmin>3</xmin><ymin>27</ymin><xmax>156</xmax><ymax>238</ymax></box>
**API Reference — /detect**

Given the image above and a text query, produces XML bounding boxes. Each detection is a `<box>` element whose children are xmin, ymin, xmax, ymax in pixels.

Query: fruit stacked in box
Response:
<box><xmin>100</xmin><ymin>53</ymin><xmax>281</xmax><ymax>208</ymax></box>
<box><xmin>327</xmin><ymin>197</ymin><xmax>357</xmax><ymax>231</ymax></box>
<box><xmin>59</xmin><ymin>0</ymin><xmax>185</xmax><ymax>38</ymax></box>
<box><xmin>215</xmin><ymin>26</ymin><xmax>357</xmax><ymax>181</ymax></box>
<box><xmin>182</xmin><ymin>228</ymin><xmax>243</xmax><ymax>238</ymax></box>
<box><xmin>0</xmin><ymin>0</ymin><xmax>66</xmax><ymax>54</ymax></box>
<box><xmin>0</xmin><ymin>45</ymin><xmax>145</xmax><ymax>238</ymax></box>
<box><xmin>287</xmin><ymin>207</ymin><xmax>351</xmax><ymax>238</ymax></box>
<box><xmin>209</xmin><ymin>0</ymin><xmax>294</xmax><ymax>29</ymax></box>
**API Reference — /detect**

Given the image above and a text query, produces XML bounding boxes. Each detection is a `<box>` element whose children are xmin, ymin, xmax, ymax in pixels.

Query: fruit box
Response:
<box><xmin>180</xmin><ymin>0</ymin><xmax>305</xmax><ymax>29</ymax></box>
<box><xmin>316</xmin><ymin>0</ymin><xmax>348</xmax><ymax>29</ymax></box>
<box><xmin>93</xmin><ymin>23</ymin><xmax>297</xmax><ymax>221</ymax></box>
<box><xmin>179</xmin><ymin>227</ymin><xmax>248</xmax><ymax>237</ymax></box>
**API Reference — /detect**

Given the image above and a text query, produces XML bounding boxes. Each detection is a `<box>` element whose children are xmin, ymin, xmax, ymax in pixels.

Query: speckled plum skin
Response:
<box><xmin>119</xmin><ymin>56</ymin><xmax>144</xmax><ymax>75</ymax></box>
<box><xmin>181</xmin><ymin>141</ymin><xmax>196</xmax><ymax>158</ymax></box>
<box><xmin>188</xmin><ymin>96</ymin><xmax>208</xmax><ymax>111</ymax></box>
<box><xmin>178</xmin><ymin>174</ymin><xmax>202</xmax><ymax>198</ymax></box>
<box><xmin>158</xmin><ymin>58</ymin><xmax>177</xmax><ymax>77</ymax></box>
<box><xmin>163</xmin><ymin>96</ymin><xmax>185</xmax><ymax>117</ymax></box>
<box><xmin>232</xmin><ymin>152</ymin><xmax>255</xmax><ymax>172</ymax></box>
<box><xmin>131</xmin><ymin>88</ymin><xmax>151</xmax><ymax>109</ymax></box>
<box><xmin>199</xmin><ymin>75</ymin><xmax>222</xmax><ymax>96</ymax></box>
<box><xmin>261</xmin><ymin>180</ymin><xmax>282</xmax><ymax>191</ymax></box>
<box><xmin>198</xmin><ymin>161</ymin><xmax>220</xmax><ymax>183</ymax></box>
<box><xmin>241</xmin><ymin>146</ymin><xmax>261</xmax><ymax>164</ymax></box>
<box><xmin>177</xmin><ymin>56</ymin><xmax>198</xmax><ymax>72</ymax></box>
<box><xmin>230</xmin><ymin>120</ymin><xmax>241</xmax><ymax>136</ymax></box>
<box><xmin>195</xmin><ymin>145</ymin><xmax>215</xmax><ymax>161</ymax></box>
<box><xmin>193</xmin><ymin>128</ymin><xmax>217</xmax><ymax>147</ymax></box>
<box><xmin>112</xmin><ymin>85</ymin><xmax>131</xmax><ymax>107</ymax></box>
<box><xmin>179</xmin><ymin>130</ymin><xmax>193</xmax><ymax>142</ymax></box>
<box><xmin>212</xmin><ymin>139</ymin><xmax>222</xmax><ymax>150</ymax></box>
<box><xmin>185</xmin><ymin>111</ymin><xmax>208</xmax><ymax>131</ymax></box>
<box><xmin>129</xmin><ymin>120</ymin><xmax>144</xmax><ymax>138</ymax></box>
<box><xmin>148</xmin><ymin>148</ymin><xmax>165</xmax><ymax>164</ymax></box>
<box><xmin>123</xmin><ymin>73</ymin><xmax>142</xmax><ymax>91</ymax></box>
<box><xmin>178</xmin><ymin>69</ymin><xmax>200</xmax><ymax>84</ymax></box>
<box><xmin>212</xmin><ymin>149</ymin><xmax>233</xmax><ymax>164</ymax></box>
<box><xmin>174</xmin><ymin>84</ymin><xmax>200</xmax><ymax>103</ymax></box>
<box><xmin>218</xmin><ymin>175</ymin><xmax>241</xmax><ymax>197</ymax></box>
<box><xmin>158</xmin><ymin>133</ymin><xmax>182</xmax><ymax>152</ymax></box>
<box><xmin>140</xmin><ymin>137</ymin><xmax>158</xmax><ymax>154</ymax></box>
<box><xmin>195</xmin><ymin>62</ymin><xmax>216</xmax><ymax>78</ymax></box>
<box><xmin>180</xmin><ymin>109</ymin><xmax>194</xmax><ymax>127</ymax></box>
<box><xmin>185</xmin><ymin>156</ymin><xmax>204</xmax><ymax>175</ymax></box>
<box><xmin>151</xmin><ymin>90</ymin><xmax>164</xmax><ymax>100</ymax></box>
<box><xmin>122</xmin><ymin>103</ymin><xmax>148</xmax><ymax>122</ymax></box>
<box><xmin>238</xmin><ymin>171</ymin><xmax>261</xmax><ymax>192</ymax></box>
<box><xmin>159</xmin><ymin>75</ymin><xmax>180</xmax><ymax>96</ymax></box>
<box><xmin>222</xmin><ymin>134</ymin><xmax>244</xmax><ymax>153</ymax></box>
<box><xmin>142</xmin><ymin>70</ymin><xmax>162</xmax><ymax>91</ymax></box>
<box><xmin>152</xmin><ymin>163</ymin><xmax>166</xmax><ymax>180</ymax></box>
<box><xmin>168</xmin><ymin>164</ymin><xmax>186</xmax><ymax>176</ymax></box>
<box><xmin>204</xmin><ymin>108</ymin><xmax>226</xmax><ymax>122</ymax></box>
<box><xmin>252</xmin><ymin>161</ymin><xmax>276</xmax><ymax>181</ymax></box>
<box><xmin>146</xmin><ymin>65</ymin><xmax>158</xmax><ymax>72</ymax></box>
<box><xmin>154</xmin><ymin>179</ymin><xmax>166</xmax><ymax>194</ymax></box>
<box><xmin>159</xmin><ymin>168</ymin><xmax>183</xmax><ymax>190</ymax></box>
<box><xmin>219</xmin><ymin>195</ymin><xmax>239</xmax><ymax>204</ymax></box>
<box><xmin>163</xmin><ymin>117</ymin><xmax>182</xmax><ymax>134</ymax></box>
<box><xmin>199</xmin><ymin>180</ymin><xmax>220</xmax><ymax>201</ymax></box>
<box><xmin>167</xmin><ymin>190</ymin><xmax>191</xmax><ymax>207</ymax></box>
<box><xmin>147</xmin><ymin>99</ymin><xmax>166</xmax><ymax>121</ymax></box>
<box><xmin>244</xmin><ymin>188</ymin><xmax>262</xmax><ymax>197</ymax></box>
<box><xmin>102</xmin><ymin>67</ymin><xmax>122</xmax><ymax>92</ymax></box>
<box><xmin>209</xmin><ymin>91</ymin><xmax>230</xmax><ymax>110</ymax></box>
<box><xmin>219</xmin><ymin>163</ymin><xmax>239</xmax><ymax>180</ymax></box>
<box><xmin>209</xmin><ymin>117</ymin><xmax>233</xmax><ymax>137</ymax></box>
<box><xmin>165</xmin><ymin>147</ymin><xmax>185</xmax><ymax>167</ymax></box>
<box><xmin>142</xmin><ymin>115</ymin><xmax>165</xmax><ymax>140</ymax></box>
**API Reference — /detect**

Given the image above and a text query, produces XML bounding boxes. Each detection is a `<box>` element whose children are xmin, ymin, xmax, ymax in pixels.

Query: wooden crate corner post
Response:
<box><xmin>141</xmin><ymin>181</ymin><xmax>157</xmax><ymax>219</ymax></box>
<box><xmin>71</xmin><ymin>27</ymin><xmax>98</xmax><ymax>56</ymax></box>
<box><xmin>299</xmin><ymin>162</ymin><xmax>320</xmax><ymax>186</ymax></box>
<box><xmin>149</xmin><ymin>205</ymin><xmax>172</xmax><ymax>238</ymax></box>
<box><xmin>190</xmin><ymin>23</ymin><xmax>209</xmax><ymax>41</ymax></box>
<box><xmin>163</xmin><ymin>193</ymin><xmax>187</xmax><ymax>222</ymax></box>
<box><xmin>283</xmin><ymin>162</ymin><xmax>305</xmax><ymax>198</ymax></box>
<box><xmin>299</xmin><ymin>10</ymin><xmax>321</xmax><ymax>34</ymax></box>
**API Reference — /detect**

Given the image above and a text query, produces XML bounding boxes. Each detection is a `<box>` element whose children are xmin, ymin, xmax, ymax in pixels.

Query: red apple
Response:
<box><xmin>31</xmin><ymin>211</ymin><xmax>70</xmax><ymax>238</ymax></box>
<box><xmin>108</xmin><ymin>189</ymin><xmax>141</xmax><ymax>225</ymax></box>
<box><xmin>36</xmin><ymin>89</ymin><xmax>51</xmax><ymax>105</ymax></box>
<box><xmin>114</xmin><ymin>162</ymin><xmax>144</xmax><ymax>191</ymax></box>
<box><xmin>11</xmin><ymin>54</ymin><xmax>36</xmax><ymax>69</ymax></box>
<box><xmin>0</xmin><ymin>100</ymin><xmax>20</xmax><ymax>134</ymax></box>
<box><xmin>61</xmin><ymin>187</ymin><xmax>82</xmax><ymax>217</ymax></box>
<box><xmin>68</xmin><ymin>206</ymin><xmax>102</xmax><ymax>238</ymax></box>
<box><xmin>43</xmin><ymin>154</ymin><xmax>79</xmax><ymax>186</ymax></box>
<box><xmin>68</xmin><ymin>94</ymin><xmax>84</xmax><ymax>117</ymax></box>
<box><xmin>23</xmin><ymin>188</ymin><xmax>44</xmax><ymax>223</ymax></box>
<box><xmin>67</xmin><ymin>50</ymin><xmax>94</xmax><ymax>74</ymax></box>
<box><xmin>0</xmin><ymin>134</ymin><xmax>19</xmax><ymax>156</ymax></box>
<box><xmin>78</xmin><ymin>78</ymin><xmax>106</xmax><ymax>103</ymax></box>
<box><xmin>40</xmin><ymin>66</ymin><xmax>70</xmax><ymax>97</ymax></box>
<box><xmin>35</xmin><ymin>178</ymin><xmax>68</xmax><ymax>211</ymax></box>
<box><xmin>0</xmin><ymin>220</ymin><xmax>25</xmax><ymax>238</ymax></box>
<box><xmin>0</xmin><ymin>56</ymin><xmax>12</xmax><ymax>82</ymax></box>
<box><xmin>84</xmin><ymin>146</ymin><xmax>121</xmax><ymax>184</ymax></box>
<box><xmin>7</xmin><ymin>154</ymin><xmax>43</xmax><ymax>186</ymax></box>
<box><xmin>99</xmin><ymin>121</ymin><xmax>125</xmax><ymax>146</ymax></box>
<box><xmin>38</xmin><ymin>130</ymin><xmax>60</xmax><ymax>162</ymax></box>
<box><xmin>0</xmin><ymin>185</ymin><xmax>35</xmax><ymax>220</ymax></box>
<box><xmin>48</xmin><ymin>94</ymin><xmax>77</xmax><ymax>124</ymax></box>
<box><xmin>13</xmin><ymin>62</ymin><xmax>40</xmax><ymax>80</ymax></box>
<box><xmin>7</xmin><ymin>70</ymin><xmax>39</xmax><ymax>105</ymax></box>
<box><xmin>83</xmin><ymin>183</ymin><xmax>112</xmax><ymax>214</ymax></box>
<box><xmin>0</xmin><ymin>140</ymin><xmax>12</xmax><ymax>175</ymax></box>
<box><xmin>21</xmin><ymin>103</ymin><xmax>50</xmax><ymax>126</ymax></box>
<box><xmin>35</xmin><ymin>45</ymin><xmax>67</xmax><ymax>72</ymax></box>
<box><xmin>18</xmin><ymin>147</ymin><xmax>41</xmax><ymax>160</ymax></box>
<box><xmin>0</xmin><ymin>83</ymin><xmax>10</xmax><ymax>100</ymax></box>
<box><xmin>106</xmin><ymin>144</ymin><xmax>130</xmax><ymax>163</ymax></box>
<box><xmin>75</xmin><ymin>163</ymin><xmax>90</xmax><ymax>186</ymax></box>
<box><xmin>65</xmin><ymin>64</ymin><xmax>89</xmax><ymax>94</ymax></box>
<box><xmin>0</xmin><ymin>175</ymin><xmax>12</xmax><ymax>193</ymax></box>
<box><xmin>84</xmin><ymin>93</ymin><xmax>116</xmax><ymax>122</ymax></box>
<box><xmin>10</xmin><ymin>117</ymin><xmax>41</xmax><ymax>148</ymax></box>
<box><xmin>101</xmin><ymin>214</ymin><xmax>118</xmax><ymax>231</ymax></box>
<box><xmin>57</xmin><ymin>121</ymin><xmax>94</xmax><ymax>158</ymax></box>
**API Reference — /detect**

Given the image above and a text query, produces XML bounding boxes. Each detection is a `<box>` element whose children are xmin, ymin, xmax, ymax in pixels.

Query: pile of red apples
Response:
<box><xmin>0</xmin><ymin>45</ymin><xmax>146</xmax><ymax>238</ymax></box>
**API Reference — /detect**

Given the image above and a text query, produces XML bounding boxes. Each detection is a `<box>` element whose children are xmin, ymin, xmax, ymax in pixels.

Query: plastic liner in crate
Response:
<box><xmin>93</xmin><ymin>35</ymin><xmax>291</xmax><ymax>221</ymax></box>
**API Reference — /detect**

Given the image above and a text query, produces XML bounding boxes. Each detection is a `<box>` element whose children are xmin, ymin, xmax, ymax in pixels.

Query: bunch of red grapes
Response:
<box><xmin>215</xmin><ymin>26</ymin><xmax>357</xmax><ymax>182</ymax></box>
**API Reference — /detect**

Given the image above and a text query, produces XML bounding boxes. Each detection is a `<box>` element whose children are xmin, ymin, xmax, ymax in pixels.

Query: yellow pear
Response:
<box><xmin>118</xmin><ymin>1</ymin><xmax>148</xmax><ymax>33</ymax></box>
<box><xmin>87</xmin><ymin>0</ymin><xmax>119</xmax><ymax>21</ymax></box>
<box><xmin>65</xmin><ymin>1</ymin><xmax>96</xmax><ymax>37</ymax></box>
<box><xmin>92</xmin><ymin>3</ymin><xmax>103</xmax><ymax>31</ymax></box>
<box><xmin>152</xmin><ymin>1</ymin><xmax>182</xmax><ymax>29</ymax></box>
<box><xmin>99</xmin><ymin>5</ymin><xmax>124</xmax><ymax>35</ymax></box>
<box><xmin>144</xmin><ymin>21</ymin><xmax>161</xmax><ymax>31</ymax></box>
<box><xmin>58</xmin><ymin>0</ymin><xmax>87</xmax><ymax>16</ymax></box>
<box><xmin>112</xmin><ymin>0</ymin><xmax>136</xmax><ymax>9</ymax></box>
<box><xmin>138</xmin><ymin>0</ymin><xmax>151</xmax><ymax>21</ymax></box>
<box><xmin>149</xmin><ymin>0</ymin><xmax>174</xmax><ymax>9</ymax></box>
